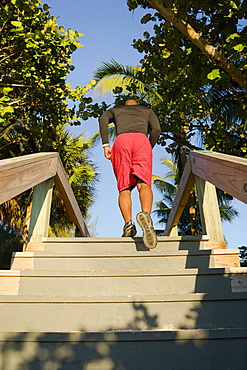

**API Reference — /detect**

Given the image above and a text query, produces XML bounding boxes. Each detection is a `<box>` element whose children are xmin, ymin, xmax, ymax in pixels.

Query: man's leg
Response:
<box><xmin>118</xmin><ymin>188</ymin><xmax>132</xmax><ymax>223</ymax></box>
<box><xmin>118</xmin><ymin>188</ymin><xmax>137</xmax><ymax>237</ymax></box>
<box><xmin>136</xmin><ymin>179</ymin><xmax>153</xmax><ymax>214</ymax></box>
<box><xmin>136</xmin><ymin>179</ymin><xmax>157</xmax><ymax>249</ymax></box>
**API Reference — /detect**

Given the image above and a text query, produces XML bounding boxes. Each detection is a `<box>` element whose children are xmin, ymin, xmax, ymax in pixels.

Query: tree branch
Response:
<box><xmin>146</xmin><ymin>0</ymin><xmax>247</xmax><ymax>91</ymax></box>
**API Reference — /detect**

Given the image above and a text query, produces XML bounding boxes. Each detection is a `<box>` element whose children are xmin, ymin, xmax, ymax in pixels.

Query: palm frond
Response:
<box><xmin>93</xmin><ymin>74</ymin><xmax>147</xmax><ymax>97</ymax></box>
<box><xmin>92</xmin><ymin>59</ymin><xmax>163</xmax><ymax>104</ymax></box>
<box><xmin>93</xmin><ymin>60</ymin><xmax>141</xmax><ymax>80</ymax></box>
<box><xmin>92</xmin><ymin>125</ymin><xmax>116</xmax><ymax>145</ymax></box>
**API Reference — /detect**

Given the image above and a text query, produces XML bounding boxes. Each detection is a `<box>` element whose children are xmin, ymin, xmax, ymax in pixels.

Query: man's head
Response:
<box><xmin>125</xmin><ymin>99</ymin><xmax>138</xmax><ymax>106</ymax></box>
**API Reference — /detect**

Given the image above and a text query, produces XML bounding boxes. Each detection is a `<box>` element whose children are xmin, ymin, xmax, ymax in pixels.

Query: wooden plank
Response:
<box><xmin>28</xmin><ymin>178</ymin><xmax>54</xmax><ymax>243</ymax></box>
<box><xmin>164</xmin><ymin>159</ymin><xmax>195</xmax><ymax>236</ymax></box>
<box><xmin>195</xmin><ymin>176</ymin><xmax>224</xmax><ymax>241</ymax></box>
<box><xmin>204</xmin><ymin>241</ymin><xmax>226</xmax><ymax>249</ymax></box>
<box><xmin>0</xmin><ymin>152</ymin><xmax>89</xmax><ymax>238</ymax></box>
<box><xmin>214</xmin><ymin>255</ymin><xmax>240</xmax><ymax>268</ymax></box>
<box><xmin>0</xmin><ymin>153</ymin><xmax>58</xmax><ymax>205</ymax></box>
<box><xmin>231</xmin><ymin>274</ymin><xmax>247</xmax><ymax>292</ymax></box>
<box><xmin>0</xmin><ymin>271</ymin><xmax>20</xmax><ymax>295</ymax></box>
<box><xmin>11</xmin><ymin>253</ymin><xmax>34</xmax><ymax>270</ymax></box>
<box><xmin>25</xmin><ymin>242</ymin><xmax>44</xmax><ymax>252</ymax></box>
<box><xmin>169</xmin><ymin>225</ymin><xmax>178</xmax><ymax>236</ymax></box>
<box><xmin>54</xmin><ymin>157</ymin><xmax>89</xmax><ymax>237</ymax></box>
<box><xmin>190</xmin><ymin>151</ymin><xmax>247</xmax><ymax>204</ymax></box>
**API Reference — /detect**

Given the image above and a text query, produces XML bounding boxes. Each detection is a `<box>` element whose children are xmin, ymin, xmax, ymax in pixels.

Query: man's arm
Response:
<box><xmin>99</xmin><ymin>109</ymin><xmax>114</xmax><ymax>159</ymax></box>
<box><xmin>149</xmin><ymin>110</ymin><xmax>161</xmax><ymax>148</ymax></box>
<box><xmin>99</xmin><ymin>109</ymin><xmax>114</xmax><ymax>145</ymax></box>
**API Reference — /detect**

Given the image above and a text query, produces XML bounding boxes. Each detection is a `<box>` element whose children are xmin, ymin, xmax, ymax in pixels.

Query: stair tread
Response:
<box><xmin>0</xmin><ymin>291</ymin><xmax>247</xmax><ymax>303</ymax></box>
<box><xmin>13</xmin><ymin>249</ymin><xmax>240</xmax><ymax>257</ymax></box>
<box><xmin>42</xmin><ymin>235</ymin><xmax>211</xmax><ymax>243</ymax></box>
<box><xmin>3</xmin><ymin>266</ymin><xmax>245</xmax><ymax>277</ymax></box>
<box><xmin>0</xmin><ymin>328</ymin><xmax>246</xmax><ymax>341</ymax></box>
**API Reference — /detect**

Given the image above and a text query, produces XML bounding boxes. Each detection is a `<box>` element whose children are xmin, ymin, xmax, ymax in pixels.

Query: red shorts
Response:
<box><xmin>111</xmin><ymin>133</ymin><xmax>153</xmax><ymax>192</ymax></box>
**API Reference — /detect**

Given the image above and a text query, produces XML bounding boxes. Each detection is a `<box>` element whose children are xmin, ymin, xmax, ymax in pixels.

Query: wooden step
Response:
<box><xmin>0</xmin><ymin>292</ymin><xmax>246</xmax><ymax>332</ymax></box>
<box><xmin>26</xmin><ymin>235</ymin><xmax>226</xmax><ymax>253</ymax></box>
<box><xmin>1</xmin><ymin>267</ymin><xmax>246</xmax><ymax>296</ymax></box>
<box><xmin>0</xmin><ymin>271</ymin><xmax>20</xmax><ymax>295</ymax></box>
<box><xmin>10</xmin><ymin>249</ymin><xmax>240</xmax><ymax>271</ymax></box>
<box><xmin>0</xmin><ymin>328</ymin><xmax>246</xmax><ymax>370</ymax></box>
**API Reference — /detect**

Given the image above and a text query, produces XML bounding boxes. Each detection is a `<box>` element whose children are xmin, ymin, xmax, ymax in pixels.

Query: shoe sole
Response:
<box><xmin>136</xmin><ymin>212</ymin><xmax>157</xmax><ymax>249</ymax></box>
<box><xmin>122</xmin><ymin>229</ymin><xmax>137</xmax><ymax>237</ymax></box>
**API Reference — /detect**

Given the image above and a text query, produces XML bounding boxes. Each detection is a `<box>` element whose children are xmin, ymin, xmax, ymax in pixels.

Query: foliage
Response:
<box><xmin>0</xmin><ymin>0</ymin><xmax>100</xmax><ymax>243</ymax></box>
<box><xmin>125</xmin><ymin>0</ymin><xmax>247</xmax><ymax>156</ymax></box>
<box><xmin>127</xmin><ymin>0</ymin><xmax>247</xmax><ymax>87</ymax></box>
<box><xmin>152</xmin><ymin>157</ymin><xmax>239</xmax><ymax>235</ymax></box>
<box><xmin>48</xmin><ymin>129</ymin><xmax>99</xmax><ymax>236</ymax></box>
<box><xmin>0</xmin><ymin>0</ymin><xmax>108</xmax><ymax>137</ymax></box>
<box><xmin>93</xmin><ymin>59</ymin><xmax>162</xmax><ymax>104</ymax></box>
<box><xmin>0</xmin><ymin>226</ymin><xmax>23</xmax><ymax>269</ymax></box>
<box><xmin>0</xmin><ymin>127</ymin><xmax>98</xmax><ymax>240</ymax></box>
<box><xmin>239</xmin><ymin>245</ymin><xmax>247</xmax><ymax>266</ymax></box>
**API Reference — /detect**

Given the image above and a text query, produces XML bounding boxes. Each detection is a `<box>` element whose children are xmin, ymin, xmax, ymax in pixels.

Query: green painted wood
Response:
<box><xmin>15</xmin><ymin>268</ymin><xmax>239</xmax><ymax>296</ymax></box>
<box><xmin>0</xmin><ymin>293</ymin><xmax>246</xmax><ymax>332</ymax></box>
<box><xmin>28</xmin><ymin>178</ymin><xmax>54</xmax><ymax>243</ymax></box>
<box><xmin>12</xmin><ymin>249</ymin><xmax>240</xmax><ymax>271</ymax></box>
<box><xmin>195</xmin><ymin>177</ymin><xmax>224</xmax><ymax>241</ymax></box>
<box><xmin>1</xmin><ymin>236</ymin><xmax>246</xmax><ymax>367</ymax></box>
<box><xmin>0</xmin><ymin>329</ymin><xmax>246</xmax><ymax>370</ymax></box>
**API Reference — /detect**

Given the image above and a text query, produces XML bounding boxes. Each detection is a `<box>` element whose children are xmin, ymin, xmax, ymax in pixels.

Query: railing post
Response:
<box><xmin>169</xmin><ymin>225</ymin><xmax>178</xmax><ymax>236</ymax></box>
<box><xmin>28</xmin><ymin>178</ymin><xmax>54</xmax><ymax>243</ymax></box>
<box><xmin>195</xmin><ymin>176</ymin><xmax>224</xmax><ymax>241</ymax></box>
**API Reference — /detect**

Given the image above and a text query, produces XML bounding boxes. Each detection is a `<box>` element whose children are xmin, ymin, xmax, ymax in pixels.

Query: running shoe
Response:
<box><xmin>136</xmin><ymin>211</ymin><xmax>157</xmax><ymax>249</ymax></box>
<box><xmin>122</xmin><ymin>220</ymin><xmax>137</xmax><ymax>237</ymax></box>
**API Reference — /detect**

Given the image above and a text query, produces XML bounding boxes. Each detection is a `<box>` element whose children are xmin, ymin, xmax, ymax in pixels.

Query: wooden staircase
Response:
<box><xmin>0</xmin><ymin>235</ymin><xmax>247</xmax><ymax>369</ymax></box>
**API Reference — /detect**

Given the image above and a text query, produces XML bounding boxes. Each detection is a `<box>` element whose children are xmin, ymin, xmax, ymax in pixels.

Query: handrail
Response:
<box><xmin>0</xmin><ymin>152</ymin><xmax>89</xmax><ymax>242</ymax></box>
<box><xmin>164</xmin><ymin>151</ymin><xmax>247</xmax><ymax>240</ymax></box>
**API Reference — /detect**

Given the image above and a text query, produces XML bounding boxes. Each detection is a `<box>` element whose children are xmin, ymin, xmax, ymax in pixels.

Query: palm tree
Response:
<box><xmin>92</xmin><ymin>59</ymin><xmax>239</xmax><ymax>234</ymax></box>
<box><xmin>93</xmin><ymin>59</ymin><xmax>162</xmax><ymax>104</ymax></box>
<box><xmin>153</xmin><ymin>157</ymin><xmax>239</xmax><ymax>235</ymax></box>
<box><xmin>0</xmin><ymin>126</ymin><xmax>98</xmax><ymax>241</ymax></box>
<box><xmin>152</xmin><ymin>158</ymin><xmax>194</xmax><ymax>235</ymax></box>
<box><xmin>49</xmin><ymin>128</ymin><xmax>99</xmax><ymax>236</ymax></box>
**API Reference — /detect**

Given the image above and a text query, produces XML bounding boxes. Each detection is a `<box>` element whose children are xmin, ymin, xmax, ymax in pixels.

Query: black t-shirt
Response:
<box><xmin>99</xmin><ymin>105</ymin><xmax>161</xmax><ymax>148</ymax></box>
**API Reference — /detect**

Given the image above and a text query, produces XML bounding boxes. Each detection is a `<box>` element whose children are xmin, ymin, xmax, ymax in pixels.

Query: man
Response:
<box><xmin>99</xmin><ymin>99</ymin><xmax>161</xmax><ymax>249</ymax></box>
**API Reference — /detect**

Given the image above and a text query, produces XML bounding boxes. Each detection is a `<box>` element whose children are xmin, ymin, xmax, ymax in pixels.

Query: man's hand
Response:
<box><xmin>104</xmin><ymin>146</ymin><xmax>112</xmax><ymax>160</ymax></box>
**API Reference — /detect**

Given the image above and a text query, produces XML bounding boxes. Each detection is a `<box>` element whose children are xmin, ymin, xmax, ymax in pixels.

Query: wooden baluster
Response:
<box><xmin>28</xmin><ymin>178</ymin><xmax>54</xmax><ymax>243</ymax></box>
<box><xmin>195</xmin><ymin>176</ymin><xmax>224</xmax><ymax>241</ymax></box>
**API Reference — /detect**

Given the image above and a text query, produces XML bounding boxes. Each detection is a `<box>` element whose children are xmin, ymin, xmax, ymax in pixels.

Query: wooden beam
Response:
<box><xmin>195</xmin><ymin>176</ymin><xmax>224</xmax><ymax>241</ymax></box>
<box><xmin>54</xmin><ymin>157</ymin><xmax>89</xmax><ymax>237</ymax></box>
<box><xmin>28</xmin><ymin>178</ymin><xmax>54</xmax><ymax>243</ymax></box>
<box><xmin>0</xmin><ymin>152</ymin><xmax>89</xmax><ymax>237</ymax></box>
<box><xmin>0</xmin><ymin>153</ymin><xmax>58</xmax><ymax>205</ymax></box>
<box><xmin>164</xmin><ymin>159</ymin><xmax>195</xmax><ymax>236</ymax></box>
<box><xmin>190</xmin><ymin>151</ymin><xmax>247</xmax><ymax>204</ymax></box>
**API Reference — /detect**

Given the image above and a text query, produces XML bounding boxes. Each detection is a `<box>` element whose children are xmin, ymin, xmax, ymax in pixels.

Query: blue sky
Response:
<box><xmin>48</xmin><ymin>0</ymin><xmax>246</xmax><ymax>248</ymax></box>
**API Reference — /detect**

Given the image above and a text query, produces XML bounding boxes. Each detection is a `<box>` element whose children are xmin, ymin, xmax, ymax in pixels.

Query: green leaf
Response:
<box><xmin>43</xmin><ymin>4</ymin><xmax>50</xmax><ymax>11</ymax></box>
<box><xmin>11</xmin><ymin>21</ymin><xmax>22</xmax><ymax>27</ymax></box>
<box><xmin>141</xmin><ymin>13</ymin><xmax>152</xmax><ymax>24</ymax></box>
<box><xmin>207</xmin><ymin>69</ymin><xmax>221</xmax><ymax>80</ymax></box>
<box><xmin>226</xmin><ymin>33</ymin><xmax>240</xmax><ymax>42</ymax></box>
<box><xmin>230</xmin><ymin>1</ymin><xmax>238</xmax><ymax>9</ymax></box>
<box><xmin>233</xmin><ymin>44</ymin><xmax>245</xmax><ymax>51</ymax></box>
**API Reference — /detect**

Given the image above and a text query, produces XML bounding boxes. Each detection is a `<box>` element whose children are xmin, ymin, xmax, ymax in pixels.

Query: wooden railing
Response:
<box><xmin>1</xmin><ymin>151</ymin><xmax>246</xmax><ymax>245</ymax></box>
<box><xmin>164</xmin><ymin>151</ymin><xmax>247</xmax><ymax>240</ymax></box>
<box><xmin>0</xmin><ymin>152</ymin><xmax>89</xmax><ymax>243</ymax></box>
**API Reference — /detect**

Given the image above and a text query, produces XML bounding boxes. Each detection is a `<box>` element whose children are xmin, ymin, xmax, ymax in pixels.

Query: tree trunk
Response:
<box><xmin>146</xmin><ymin>0</ymin><xmax>247</xmax><ymax>91</ymax></box>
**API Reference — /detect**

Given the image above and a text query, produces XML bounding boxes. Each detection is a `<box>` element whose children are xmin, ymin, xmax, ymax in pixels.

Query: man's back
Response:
<box><xmin>99</xmin><ymin>104</ymin><xmax>161</xmax><ymax>148</ymax></box>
